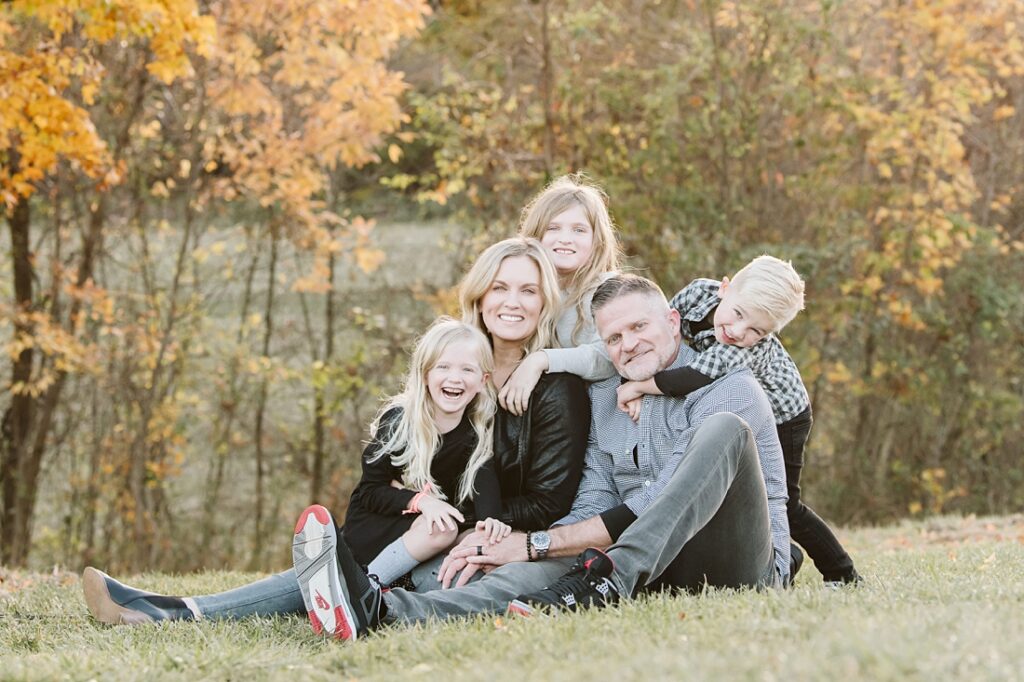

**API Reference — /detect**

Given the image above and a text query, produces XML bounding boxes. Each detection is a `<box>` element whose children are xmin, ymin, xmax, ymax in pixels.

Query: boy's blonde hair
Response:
<box><xmin>458</xmin><ymin>237</ymin><xmax>562</xmax><ymax>355</ymax></box>
<box><xmin>728</xmin><ymin>255</ymin><xmax>806</xmax><ymax>332</ymax></box>
<box><xmin>370</xmin><ymin>317</ymin><xmax>496</xmax><ymax>505</ymax></box>
<box><xmin>518</xmin><ymin>173</ymin><xmax>622</xmax><ymax>344</ymax></box>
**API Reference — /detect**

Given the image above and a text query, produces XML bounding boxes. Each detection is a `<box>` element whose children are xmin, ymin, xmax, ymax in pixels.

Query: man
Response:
<box><xmin>316</xmin><ymin>274</ymin><xmax>790</xmax><ymax>637</ymax></box>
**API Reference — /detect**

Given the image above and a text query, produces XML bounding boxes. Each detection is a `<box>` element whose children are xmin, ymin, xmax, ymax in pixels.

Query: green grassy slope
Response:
<box><xmin>2</xmin><ymin>515</ymin><xmax>1023</xmax><ymax>681</ymax></box>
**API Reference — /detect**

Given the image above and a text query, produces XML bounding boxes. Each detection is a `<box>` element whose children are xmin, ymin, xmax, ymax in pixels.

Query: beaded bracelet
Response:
<box><xmin>525</xmin><ymin>531</ymin><xmax>534</xmax><ymax>562</ymax></box>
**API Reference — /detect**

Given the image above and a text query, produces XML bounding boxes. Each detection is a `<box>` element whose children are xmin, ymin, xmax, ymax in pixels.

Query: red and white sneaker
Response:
<box><xmin>292</xmin><ymin>504</ymin><xmax>382</xmax><ymax>640</ymax></box>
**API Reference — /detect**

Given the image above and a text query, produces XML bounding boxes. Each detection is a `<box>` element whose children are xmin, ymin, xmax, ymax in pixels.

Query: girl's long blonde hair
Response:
<box><xmin>458</xmin><ymin>237</ymin><xmax>562</xmax><ymax>355</ymax></box>
<box><xmin>519</xmin><ymin>173</ymin><xmax>622</xmax><ymax>344</ymax></box>
<box><xmin>369</xmin><ymin>317</ymin><xmax>496</xmax><ymax>505</ymax></box>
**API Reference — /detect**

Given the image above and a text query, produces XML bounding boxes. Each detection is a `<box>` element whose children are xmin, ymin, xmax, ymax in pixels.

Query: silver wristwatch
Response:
<box><xmin>530</xmin><ymin>531</ymin><xmax>551</xmax><ymax>561</ymax></box>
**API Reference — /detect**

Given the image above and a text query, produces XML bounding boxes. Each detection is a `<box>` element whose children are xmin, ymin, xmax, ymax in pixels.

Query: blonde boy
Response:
<box><xmin>618</xmin><ymin>255</ymin><xmax>861</xmax><ymax>584</ymax></box>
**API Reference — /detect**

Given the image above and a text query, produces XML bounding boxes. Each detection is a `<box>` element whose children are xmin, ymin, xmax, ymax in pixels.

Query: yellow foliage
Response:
<box><xmin>834</xmin><ymin>0</ymin><xmax>1024</xmax><ymax>327</ymax></box>
<box><xmin>863</xmin><ymin>274</ymin><xmax>884</xmax><ymax>295</ymax></box>
<box><xmin>355</xmin><ymin>246</ymin><xmax>386</xmax><ymax>274</ymax></box>
<box><xmin>0</xmin><ymin>0</ymin><xmax>213</xmax><ymax>209</ymax></box>
<box><xmin>992</xmin><ymin>105</ymin><xmax>1016</xmax><ymax>121</ymax></box>
<box><xmin>825</xmin><ymin>362</ymin><xmax>852</xmax><ymax>384</ymax></box>
<box><xmin>201</xmin><ymin>0</ymin><xmax>429</xmax><ymax>246</ymax></box>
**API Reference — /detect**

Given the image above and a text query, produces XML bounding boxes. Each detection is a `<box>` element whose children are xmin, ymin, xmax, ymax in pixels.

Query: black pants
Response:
<box><xmin>778</xmin><ymin>407</ymin><xmax>856</xmax><ymax>582</ymax></box>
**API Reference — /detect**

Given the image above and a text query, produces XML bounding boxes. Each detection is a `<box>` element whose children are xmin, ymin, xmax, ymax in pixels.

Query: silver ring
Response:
<box><xmin>476</xmin><ymin>545</ymin><xmax>483</xmax><ymax>556</ymax></box>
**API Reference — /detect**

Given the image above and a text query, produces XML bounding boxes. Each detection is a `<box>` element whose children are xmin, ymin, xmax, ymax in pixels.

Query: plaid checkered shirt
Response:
<box><xmin>556</xmin><ymin>343</ymin><xmax>791</xmax><ymax>583</ymax></box>
<box><xmin>668</xmin><ymin>278</ymin><xmax>810</xmax><ymax>424</ymax></box>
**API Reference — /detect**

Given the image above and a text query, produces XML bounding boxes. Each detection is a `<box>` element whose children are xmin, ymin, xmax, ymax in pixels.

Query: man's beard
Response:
<box><xmin>617</xmin><ymin>346</ymin><xmax>673</xmax><ymax>382</ymax></box>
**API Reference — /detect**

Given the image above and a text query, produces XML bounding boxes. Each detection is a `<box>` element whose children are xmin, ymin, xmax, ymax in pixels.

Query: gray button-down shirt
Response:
<box><xmin>556</xmin><ymin>342</ymin><xmax>791</xmax><ymax>582</ymax></box>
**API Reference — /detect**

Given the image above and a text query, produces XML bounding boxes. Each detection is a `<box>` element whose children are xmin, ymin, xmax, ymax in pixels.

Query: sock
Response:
<box><xmin>367</xmin><ymin>537</ymin><xmax>419</xmax><ymax>586</ymax></box>
<box><xmin>182</xmin><ymin>597</ymin><xmax>203</xmax><ymax>620</ymax></box>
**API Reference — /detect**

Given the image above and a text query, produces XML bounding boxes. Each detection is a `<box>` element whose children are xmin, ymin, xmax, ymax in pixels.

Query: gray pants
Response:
<box><xmin>385</xmin><ymin>412</ymin><xmax>778</xmax><ymax>623</ymax></box>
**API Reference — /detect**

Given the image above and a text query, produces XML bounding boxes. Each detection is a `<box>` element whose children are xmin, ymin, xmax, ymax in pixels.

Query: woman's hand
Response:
<box><xmin>498</xmin><ymin>351</ymin><xmax>549</xmax><ymax>416</ymax></box>
<box><xmin>417</xmin><ymin>496</ymin><xmax>465</xmax><ymax>534</ymax></box>
<box><xmin>476</xmin><ymin>517</ymin><xmax>512</xmax><ymax>544</ymax></box>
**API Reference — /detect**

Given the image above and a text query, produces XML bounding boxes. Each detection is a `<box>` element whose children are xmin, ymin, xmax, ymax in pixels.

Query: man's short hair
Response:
<box><xmin>729</xmin><ymin>255</ymin><xmax>805</xmax><ymax>331</ymax></box>
<box><xmin>591</xmin><ymin>273</ymin><xmax>667</xmax><ymax>316</ymax></box>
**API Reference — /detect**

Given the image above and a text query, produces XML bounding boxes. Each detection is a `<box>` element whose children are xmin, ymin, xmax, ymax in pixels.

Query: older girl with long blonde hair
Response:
<box><xmin>499</xmin><ymin>174</ymin><xmax>623</xmax><ymax>414</ymax></box>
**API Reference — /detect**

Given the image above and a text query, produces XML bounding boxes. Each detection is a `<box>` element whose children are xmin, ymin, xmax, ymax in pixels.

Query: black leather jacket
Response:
<box><xmin>491</xmin><ymin>372</ymin><xmax>590</xmax><ymax>531</ymax></box>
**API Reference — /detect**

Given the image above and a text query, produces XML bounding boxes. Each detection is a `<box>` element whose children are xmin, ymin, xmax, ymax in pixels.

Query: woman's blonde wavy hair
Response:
<box><xmin>458</xmin><ymin>237</ymin><xmax>562</xmax><ymax>356</ymax></box>
<box><xmin>369</xmin><ymin>317</ymin><xmax>496</xmax><ymax>505</ymax></box>
<box><xmin>518</xmin><ymin>173</ymin><xmax>622</xmax><ymax>344</ymax></box>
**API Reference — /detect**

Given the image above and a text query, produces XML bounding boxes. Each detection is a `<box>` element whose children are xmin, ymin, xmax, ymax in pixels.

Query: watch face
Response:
<box><xmin>533</xmin><ymin>531</ymin><xmax>551</xmax><ymax>550</ymax></box>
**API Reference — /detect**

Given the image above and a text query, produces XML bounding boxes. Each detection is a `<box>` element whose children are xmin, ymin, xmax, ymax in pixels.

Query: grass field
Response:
<box><xmin>2</xmin><ymin>514</ymin><xmax>1023</xmax><ymax>681</ymax></box>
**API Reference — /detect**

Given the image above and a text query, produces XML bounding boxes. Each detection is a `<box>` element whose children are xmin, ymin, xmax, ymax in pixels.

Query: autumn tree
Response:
<box><xmin>0</xmin><ymin>0</ymin><xmax>214</xmax><ymax>567</ymax></box>
<box><xmin>1</xmin><ymin>0</ymin><xmax>429</xmax><ymax>569</ymax></box>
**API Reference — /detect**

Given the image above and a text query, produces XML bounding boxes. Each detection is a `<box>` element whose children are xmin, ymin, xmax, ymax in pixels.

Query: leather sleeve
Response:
<box><xmin>502</xmin><ymin>373</ymin><xmax>590</xmax><ymax>530</ymax></box>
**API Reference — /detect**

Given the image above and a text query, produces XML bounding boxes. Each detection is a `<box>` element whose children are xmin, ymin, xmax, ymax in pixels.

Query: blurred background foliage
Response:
<box><xmin>2</xmin><ymin>0</ymin><xmax>1022</xmax><ymax>572</ymax></box>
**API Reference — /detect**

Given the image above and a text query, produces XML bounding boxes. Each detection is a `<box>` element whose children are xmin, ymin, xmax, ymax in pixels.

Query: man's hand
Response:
<box><xmin>438</xmin><ymin>530</ymin><xmax>530</xmax><ymax>588</ymax></box>
<box><xmin>461</xmin><ymin>531</ymin><xmax>529</xmax><ymax>567</ymax></box>
<box><xmin>438</xmin><ymin>530</ymin><xmax>490</xmax><ymax>588</ymax></box>
<box><xmin>498</xmin><ymin>352</ymin><xmax>549</xmax><ymax>416</ymax></box>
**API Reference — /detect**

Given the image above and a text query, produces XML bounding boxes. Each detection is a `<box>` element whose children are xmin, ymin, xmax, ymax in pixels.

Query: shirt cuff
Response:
<box><xmin>599</xmin><ymin>504</ymin><xmax>638</xmax><ymax>542</ymax></box>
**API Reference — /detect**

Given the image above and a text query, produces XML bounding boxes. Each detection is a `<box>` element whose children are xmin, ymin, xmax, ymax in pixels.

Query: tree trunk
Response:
<box><xmin>311</xmin><ymin>251</ymin><xmax>336</xmax><ymax>502</ymax></box>
<box><xmin>704</xmin><ymin>0</ymin><xmax>732</xmax><ymax>211</ymax></box>
<box><xmin>251</xmin><ymin>223</ymin><xmax>279</xmax><ymax>569</ymax></box>
<box><xmin>200</xmin><ymin>239</ymin><xmax>260</xmax><ymax>556</ymax></box>
<box><xmin>81</xmin><ymin>381</ymin><xmax>102</xmax><ymax>567</ymax></box>
<box><xmin>2</xmin><ymin>191</ymin><xmax>35</xmax><ymax>566</ymax></box>
<box><xmin>539</xmin><ymin>0</ymin><xmax>554</xmax><ymax>178</ymax></box>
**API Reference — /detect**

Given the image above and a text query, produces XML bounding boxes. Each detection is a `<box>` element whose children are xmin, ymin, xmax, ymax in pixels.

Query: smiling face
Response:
<box><xmin>596</xmin><ymin>292</ymin><xmax>681</xmax><ymax>381</ymax></box>
<box><xmin>479</xmin><ymin>255</ymin><xmax>544</xmax><ymax>347</ymax></box>
<box><xmin>539</xmin><ymin>204</ymin><xmax>595</xmax><ymax>282</ymax></box>
<box><xmin>713</xmin><ymin>280</ymin><xmax>775</xmax><ymax>348</ymax></box>
<box><xmin>426</xmin><ymin>339</ymin><xmax>488</xmax><ymax>420</ymax></box>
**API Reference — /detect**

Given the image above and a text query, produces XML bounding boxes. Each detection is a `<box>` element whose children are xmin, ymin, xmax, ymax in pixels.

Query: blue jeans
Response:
<box><xmin>192</xmin><ymin>570</ymin><xmax>304</xmax><ymax>619</ymax></box>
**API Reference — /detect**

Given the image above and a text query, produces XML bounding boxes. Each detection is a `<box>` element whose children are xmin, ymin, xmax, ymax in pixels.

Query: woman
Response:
<box><xmin>458</xmin><ymin>237</ymin><xmax>590</xmax><ymax>532</ymax></box>
<box><xmin>82</xmin><ymin>238</ymin><xmax>590</xmax><ymax>623</ymax></box>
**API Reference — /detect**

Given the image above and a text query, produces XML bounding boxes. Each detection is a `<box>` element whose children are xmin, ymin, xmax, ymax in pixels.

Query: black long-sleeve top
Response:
<box><xmin>342</xmin><ymin>408</ymin><xmax>501</xmax><ymax>563</ymax></box>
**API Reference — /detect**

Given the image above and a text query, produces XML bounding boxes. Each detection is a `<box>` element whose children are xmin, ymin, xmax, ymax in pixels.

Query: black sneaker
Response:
<box><xmin>824</xmin><ymin>567</ymin><xmax>864</xmax><ymax>589</ymax></box>
<box><xmin>292</xmin><ymin>504</ymin><xmax>382</xmax><ymax>640</ymax></box>
<box><xmin>788</xmin><ymin>543</ymin><xmax>804</xmax><ymax>587</ymax></box>
<box><xmin>82</xmin><ymin>567</ymin><xmax>195</xmax><ymax>625</ymax></box>
<box><xmin>507</xmin><ymin>548</ymin><xmax>619</xmax><ymax>616</ymax></box>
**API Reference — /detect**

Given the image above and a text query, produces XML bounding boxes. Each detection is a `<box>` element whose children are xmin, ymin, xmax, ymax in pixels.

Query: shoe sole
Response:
<box><xmin>506</xmin><ymin>599</ymin><xmax>536</xmax><ymax>617</ymax></box>
<box><xmin>82</xmin><ymin>567</ymin><xmax>153</xmax><ymax>625</ymax></box>
<box><xmin>292</xmin><ymin>504</ymin><xmax>358</xmax><ymax>640</ymax></box>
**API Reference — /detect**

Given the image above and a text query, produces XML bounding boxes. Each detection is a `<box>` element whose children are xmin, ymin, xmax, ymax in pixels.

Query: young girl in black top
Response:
<box><xmin>294</xmin><ymin>317</ymin><xmax>510</xmax><ymax>609</ymax></box>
